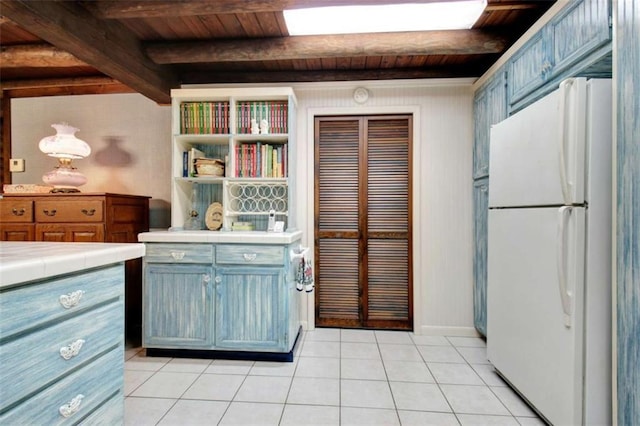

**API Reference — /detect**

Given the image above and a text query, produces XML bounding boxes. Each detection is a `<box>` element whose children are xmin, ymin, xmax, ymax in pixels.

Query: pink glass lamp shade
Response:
<box><xmin>39</xmin><ymin>123</ymin><xmax>91</xmax><ymax>193</ymax></box>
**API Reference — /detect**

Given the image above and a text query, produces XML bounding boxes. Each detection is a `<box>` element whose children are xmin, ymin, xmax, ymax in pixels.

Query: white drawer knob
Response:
<box><xmin>59</xmin><ymin>290</ymin><xmax>85</xmax><ymax>309</ymax></box>
<box><xmin>170</xmin><ymin>251</ymin><xmax>185</xmax><ymax>260</ymax></box>
<box><xmin>243</xmin><ymin>253</ymin><xmax>257</xmax><ymax>261</ymax></box>
<box><xmin>60</xmin><ymin>339</ymin><xmax>85</xmax><ymax>360</ymax></box>
<box><xmin>59</xmin><ymin>394</ymin><xmax>84</xmax><ymax>418</ymax></box>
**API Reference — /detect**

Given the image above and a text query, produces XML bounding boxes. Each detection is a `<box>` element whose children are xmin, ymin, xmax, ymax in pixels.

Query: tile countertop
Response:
<box><xmin>139</xmin><ymin>230</ymin><xmax>303</xmax><ymax>245</ymax></box>
<box><xmin>0</xmin><ymin>242</ymin><xmax>146</xmax><ymax>289</ymax></box>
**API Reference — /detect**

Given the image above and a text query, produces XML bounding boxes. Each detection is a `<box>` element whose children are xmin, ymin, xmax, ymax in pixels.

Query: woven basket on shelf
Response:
<box><xmin>194</xmin><ymin>158</ymin><xmax>225</xmax><ymax>177</ymax></box>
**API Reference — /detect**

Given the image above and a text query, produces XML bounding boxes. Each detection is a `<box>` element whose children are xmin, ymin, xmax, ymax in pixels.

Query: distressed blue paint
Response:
<box><xmin>0</xmin><ymin>263</ymin><xmax>125</xmax><ymax>424</ymax></box>
<box><xmin>615</xmin><ymin>0</ymin><xmax>640</xmax><ymax>424</ymax></box>
<box><xmin>142</xmin><ymin>241</ymin><xmax>299</xmax><ymax>354</ymax></box>
<box><xmin>508</xmin><ymin>0</ymin><xmax>613</xmax><ymax>114</ymax></box>
<box><xmin>143</xmin><ymin>262</ymin><xmax>214</xmax><ymax>348</ymax></box>
<box><xmin>473</xmin><ymin>69</ymin><xmax>506</xmax><ymax>336</ymax></box>
<box><xmin>473</xmin><ymin>177</ymin><xmax>490</xmax><ymax>336</ymax></box>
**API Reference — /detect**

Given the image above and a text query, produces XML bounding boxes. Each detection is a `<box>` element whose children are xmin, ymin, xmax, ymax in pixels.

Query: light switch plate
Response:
<box><xmin>9</xmin><ymin>158</ymin><xmax>25</xmax><ymax>172</ymax></box>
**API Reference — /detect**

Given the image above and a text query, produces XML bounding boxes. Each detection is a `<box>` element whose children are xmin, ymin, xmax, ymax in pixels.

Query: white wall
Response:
<box><xmin>10</xmin><ymin>93</ymin><xmax>172</xmax><ymax>228</ymax></box>
<box><xmin>10</xmin><ymin>81</ymin><xmax>476</xmax><ymax>335</ymax></box>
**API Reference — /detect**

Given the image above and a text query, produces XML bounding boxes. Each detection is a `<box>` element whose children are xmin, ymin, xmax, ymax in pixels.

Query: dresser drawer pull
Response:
<box><xmin>59</xmin><ymin>290</ymin><xmax>85</xmax><ymax>309</ymax></box>
<box><xmin>81</xmin><ymin>208</ymin><xmax>96</xmax><ymax>216</ymax></box>
<box><xmin>243</xmin><ymin>253</ymin><xmax>257</xmax><ymax>261</ymax></box>
<box><xmin>59</xmin><ymin>394</ymin><xmax>84</xmax><ymax>418</ymax></box>
<box><xmin>59</xmin><ymin>339</ymin><xmax>86</xmax><ymax>360</ymax></box>
<box><xmin>11</xmin><ymin>208</ymin><xmax>26</xmax><ymax>216</ymax></box>
<box><xmin>170</xmin><ymin>251</ymin><xmax>185</xmax><ymax>260</ymax></box>
<box><xmin>43</xmin><ymin>208</ymin><xmax>57</xmax><ymax>216</ymax></box>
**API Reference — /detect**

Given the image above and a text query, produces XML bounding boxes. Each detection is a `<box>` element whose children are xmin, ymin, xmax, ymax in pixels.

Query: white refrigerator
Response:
<box><xmin>487</xmin><ymin>77</ymin><xmax>612</xmax><ymax>426</ymax></box>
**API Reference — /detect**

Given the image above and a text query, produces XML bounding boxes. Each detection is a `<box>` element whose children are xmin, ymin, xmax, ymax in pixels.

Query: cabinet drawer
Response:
<box><xmin>216</xmin><ymin>244</ymin><xmax>284</xmax><ymax>265</ymax></box>
<box><xmin>145</xmin><ymin>243</ymin><xmax>213</xmax><ymax>264</ymax></box>
<box><xmin>0</xmin><ymin>301</ymin><xmax>123</xmax><ymax>411</ymax></box>
<box><xmin>35</xmin><ymin>200</ymin><xmax>104</xmax><ymax>223</ymax></box>
<box><xmin>0</xmin><ymin>264</ymin><xmax>123</xmax><ymax>340</ymax></box>
<box><xmin>0</xmin><ymin>346</ymin><xmax>123</xmax><ymax>425</ymax></box>
<box><xmin>0</xmin><ymin>199</ymin><xmax>34</xmax><ymax>223</ymax></box>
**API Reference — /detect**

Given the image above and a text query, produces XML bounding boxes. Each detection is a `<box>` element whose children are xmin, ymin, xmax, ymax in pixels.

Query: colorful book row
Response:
<box><xmin>180</xmin><ymin>102</ymin><xmax>230</xmax><ymax>134</ymax></box>
<box><xmin>236</xmin><ymin>101</ymin><xmax>288</xmax><ymax>134</ymax></box>
<box><xmin>235</xmin><ymin>142</ymin><xmax>287</xmax><ymax>178</ymax></box>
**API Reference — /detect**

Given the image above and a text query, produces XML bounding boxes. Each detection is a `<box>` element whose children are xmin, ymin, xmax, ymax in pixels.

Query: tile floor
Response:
<box><xmin>124</xmin><ymin>328</ymin><xmax>545</xmax><ymax>425</ymax></box>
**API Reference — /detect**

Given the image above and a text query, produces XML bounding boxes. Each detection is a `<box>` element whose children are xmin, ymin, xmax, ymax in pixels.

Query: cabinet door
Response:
<box><xmin>0</xmin><ymin>224</ymin><xmax>34</xmax><ymax>241</ymax></box>
<box><xmin>473</xmin><ymin>177</ymin><xmax>489</xmax><ymax>337</ymax></box>
<box><xmin>473</xmin><ymin>72</ymin><xmax>507</xmax><ymax>180</ymax></box>
<box><xmin>215</xmin><ymin>267</ymin><xmax>286</xmax><ymax>351</ymax></box>
<box><xmin>550</xmin><ymin>0</ymin><xmax>611</xmax><ymax>76</ymax></box>
<box><xmin>508</xmin><ymin>31</ymin><xmax>552</xmax><ymax>107</ymax></box>
<box><xmin>36</xmin><ymin>224</ymin><xmax>105</xmax><ymax>242</ymax></box>
<box><xmin>143</xmin><ymin>263</ymin><xmax>214</xmax><ymax>348</ymax></box>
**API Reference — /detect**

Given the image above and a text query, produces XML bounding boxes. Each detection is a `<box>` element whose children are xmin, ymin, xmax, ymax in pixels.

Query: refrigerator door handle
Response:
<box><xmin>557</xmin><ymin>206</ymin><xmax>573</xmax><ymax>327</ymax></box>
<box><xmin>558</xmin><ymin>79</ymin><xmax>574</xmax><ymax>205</ymax></box>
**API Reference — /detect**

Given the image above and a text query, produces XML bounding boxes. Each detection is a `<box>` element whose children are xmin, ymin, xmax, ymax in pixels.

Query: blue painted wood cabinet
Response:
<box><xmin>142</xmin><ymin>241</ymin><xmax>300</xmax><ymax>356</ymax></box>
<box><xmin>0</xmin><ymin>263</ymin><xmax>126</xmax><ymax>424</ymax></box>
<box><xmin>472</xmin><ymin>70</ymin><xmax>507</xmax><ymax>336</ymax></box>
<box><xmin>508</xmin><ymin>0</ymin><xmax>611</xmax><ymax>112</ymax></box>
<box><xmin>472</xmin><ymin>0</ymin><xmax>612</xmax><ymax>337</ymax></box>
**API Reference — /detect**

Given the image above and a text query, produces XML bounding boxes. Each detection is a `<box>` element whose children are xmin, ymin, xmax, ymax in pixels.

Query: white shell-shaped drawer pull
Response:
<box><xmin>170</xmin><ymin>251</ymin><xmax>185</xmax><ymax>260</ymax></box>
<box><xmin>202</xmin><ymin>274</ymin><xmax>211</xmax><ymax>283</ymax></box>
<box><xmin>59</xmin><ymin>290</ymin><xmax>85</xmax><ymax>309</ymax></box>
<box><xmin>59</xmin><ymin>339</ymin><xmax>85</xmax><ymax>360</ymax></box>
<box><xmin>243</xmin><ymin>253</ymin><xmax>257</xmax><ymax>261</ymax></box>
<box><xmin>59</xmin><ymin>394</ymin><xmax>84</xmax><ymax>418</ymax></box>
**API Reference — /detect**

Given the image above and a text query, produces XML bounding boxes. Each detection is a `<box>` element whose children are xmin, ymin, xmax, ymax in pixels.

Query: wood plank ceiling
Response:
<box><xmin>0</xmin><ymin>0</ymin><xmax>555</xmax><ymax>104</ymax></box>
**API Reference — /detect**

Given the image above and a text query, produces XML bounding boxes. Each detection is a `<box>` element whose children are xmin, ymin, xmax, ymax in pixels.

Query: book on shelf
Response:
<box><xmin>235</xmin><ymin>101</ymin><xmax>288</xmax><ymax>134</ymax></box>
<box><xmin>235</xmin><ymin>142</ymin><xmax>287</xmax><ymax>178</ymax></box>
<box><xmin>185</xmin><ymin>147</ymin><xmax>205</xmax><ymax>177</ymax></box>
<box><xmin>180</xmin><ymin>101</ymin><xmax>229</xmax><ymax>134</ymax></box>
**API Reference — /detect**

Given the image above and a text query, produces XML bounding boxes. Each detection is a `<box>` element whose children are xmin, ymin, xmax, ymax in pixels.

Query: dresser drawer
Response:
<box><xmin>0</xmin><ymin>264</ymin><xmax>123</xmax><ymax>340</ymax></box>
<box><xmin>0</xmin><ymin>301</ymin><xmax>122</xmax><ymax>411</ymax></box>
<box><xmin>0</xmin><ymin>346</ymin><xmax>123</xmax><ymax>425</ymax></box>
<box><xmin>216</xmin><ymin>244</ymin><xmax>284</xmax><ymax>265</ymax></box>
<box><xmin>145</xmin><ymin>243</ymin><xmax>213</xmax><ymax>264</ymax></box>
<box><xmin>0</xmin><ymin>199</ymin><xmax>34</xmax><ymax>223</ymax></box>
<box><xmin>35</xmin><ymin>200</ymin><xmax>104</xmax><ymax>223</ymax></box>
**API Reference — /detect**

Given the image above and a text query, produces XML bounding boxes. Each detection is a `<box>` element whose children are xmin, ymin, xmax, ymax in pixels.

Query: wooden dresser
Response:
<box><xmin>0</xmin><ymin>193</ymin><xmax>150</xmax><ymax>343</ymax></box>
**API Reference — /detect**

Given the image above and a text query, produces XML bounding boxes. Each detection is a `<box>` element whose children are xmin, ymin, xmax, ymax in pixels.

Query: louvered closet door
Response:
<box><xmin>315</xmin><ymin>115</ymin><xmax>412</xmax><ymax>330</ymax></box>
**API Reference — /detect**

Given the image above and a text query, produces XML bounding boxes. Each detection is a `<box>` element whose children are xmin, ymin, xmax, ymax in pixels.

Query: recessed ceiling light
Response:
<box><xmin>284</xmin><ymin>1</ymin><xmax>487</xmax><ymax>36</ymax></box>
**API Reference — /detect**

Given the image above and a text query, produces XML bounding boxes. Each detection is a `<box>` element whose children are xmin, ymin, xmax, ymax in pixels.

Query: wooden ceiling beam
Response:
<box><xmin>147</xmin><ymin>29</ymin><xmax>507</xmax><ymax>64</ymax></box>
<box><xmin>89</xmin><ymin>0</ymin><xmax>460</xmax><ymax>18</ymax></box>
<box><xmin>0</xmin><ymin>76</ymin><xmax>126</xmax><ymax>90</ymax></box>
<box><xmin>1</xmin><ymin>44</ymin><xmax>87</xmax><ymax>68</ymax></box>
<box><xmin>0</xmin><ymin>0</ymin><xmax>178</xmax><ymax>104</ymax></box>
<box><xmin>181</xmin><ymin>66</ymin><xmax>481</xmax><ymax>84</ymax></box>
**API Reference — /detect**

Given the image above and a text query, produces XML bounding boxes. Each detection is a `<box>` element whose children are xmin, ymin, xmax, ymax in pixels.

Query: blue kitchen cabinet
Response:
<box><xmin>473</xmin><ymin>70</ymin><xmax>507</xmax><ymax>180</ymax></box>
<box><xmin>143</xmin><ymin>263</ymin><xmax>215</xmax><ymax>348</ymax></box>
<box><xmin>614</xmin><ymin>0</ymin><xmax>640</xmax><ymax>423</ymax></box>
<box><xmin>550</xmin><ymin>0</ymin><xmax>611</xmax><ymax>77</ymax></box>
<box><xmin>141</xmin><ymin>239</ymin><xmax>301</xmax><ymax>358</ymax></box>
<box><xmin>508</xmin><ymin>0</ymin><xmax>611</xmax><ymax>112</ymax></box>
<box><xmin>507</xmin><ymin>31</ymin><xmax>550</xmax><ymax>109</ymax></box>
<box><xmin>215</xmin><ymin>267</ymin><xmax>287</xmax><ymax>351</ymax></box>
<box><xmin>0</xmin><ymin>262</ymin><xmax>128</xmax><ymax>424</ymax></box>
<box><xmin>473</xmin><ymin>177</ymin><xmax>489</xmax><ymax>336</ymax></box>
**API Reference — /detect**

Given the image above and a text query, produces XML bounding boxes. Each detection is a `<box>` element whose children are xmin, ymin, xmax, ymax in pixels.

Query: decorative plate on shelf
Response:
<box><xmin>205</xmin><ymin>202</ymin><xmax>223</xmax><ymax>231</ymax></box>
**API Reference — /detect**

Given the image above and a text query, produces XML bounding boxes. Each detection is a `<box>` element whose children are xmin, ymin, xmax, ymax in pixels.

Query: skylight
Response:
<box><xmin>284</xmin><ymin>1</ymin><xmax>487</xmax><ymax>36</ymax></box>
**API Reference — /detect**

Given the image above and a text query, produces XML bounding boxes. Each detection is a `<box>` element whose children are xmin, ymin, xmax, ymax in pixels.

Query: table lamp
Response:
<box><xmin>39</xmin><ymin>123</ymin><xmax>91</xmax><ymax>193</ymax></box>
